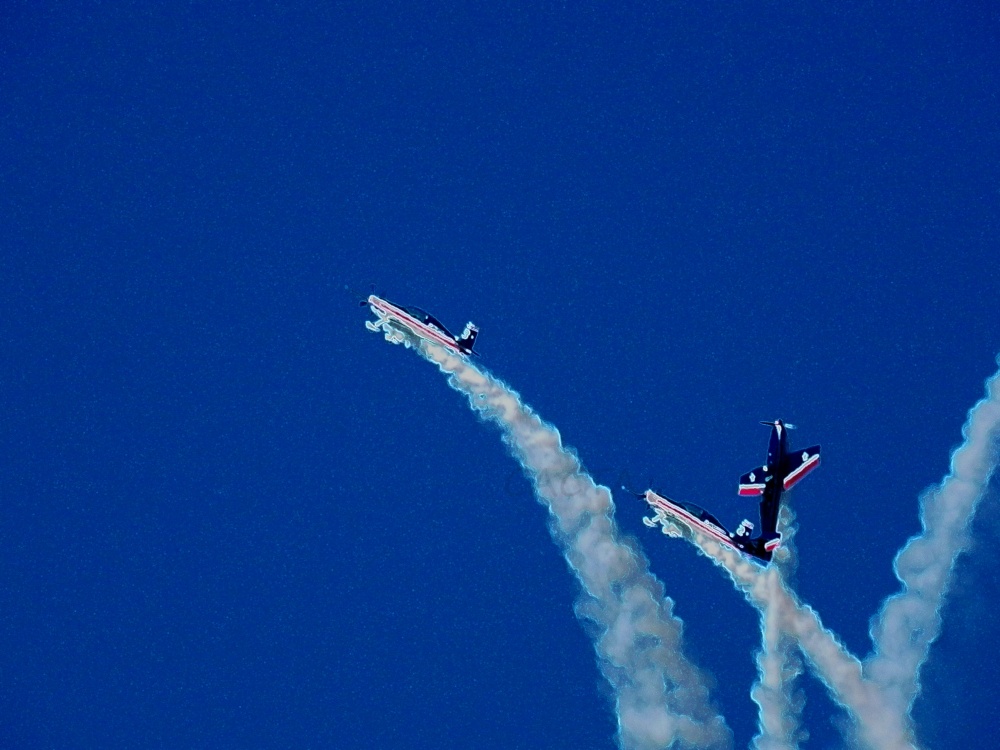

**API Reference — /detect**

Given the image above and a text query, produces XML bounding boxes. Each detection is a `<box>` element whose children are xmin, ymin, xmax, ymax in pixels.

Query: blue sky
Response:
<box><xmin>2</xmin><ymin>2</ymin><xmax>999</xmax><ymax>748</ymax></box>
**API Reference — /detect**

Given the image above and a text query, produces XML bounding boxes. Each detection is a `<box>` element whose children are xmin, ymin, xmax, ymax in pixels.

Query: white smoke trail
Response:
<box><xmin>864</xmin><ymin>366</ymin><xmax>1000</xmax><ymax>732</ymax></box>
<box><xmin>369</xmin><ymin>320</ymin><xmax>1000</xmax><ymax>748</ymax></box>
<box><xmin>750</xmin><ymin>572</ymin><xmax>805</xmax><ymax>750</ymax></box>
<box><xmin>678</xmin><ymin>363</ymin><xmax>1000</xmax><ymax>750</ymax></box>
<box><xmin>749</xmin><ymin>507</ymin><xmax>805</xmax><ymax>750</ymax></box>
<box><xmin>690</xmin><ymin>527</ymin><xmax>911</xmax><ymax>749</ymax></box>
<box><xmin>417</xmin><ymin>341</ymin><xmax>732</xmax><ymax>750</ymax></box>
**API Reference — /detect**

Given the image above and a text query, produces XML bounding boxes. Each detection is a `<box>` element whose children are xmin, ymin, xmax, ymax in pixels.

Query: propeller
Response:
<box><xmin>620</xmin><ymin>484</ymin><xmax>645</xmax><ymax>500</ymax></box>
<box><xmin>346</xmin><ymin>283</ymin><xmax>376</xmax><ymax>306</ymax></box>
<box><xmin>759</xmin><ymin>419</ymin><xmax>796</xmax><ymax>429</ymax></box>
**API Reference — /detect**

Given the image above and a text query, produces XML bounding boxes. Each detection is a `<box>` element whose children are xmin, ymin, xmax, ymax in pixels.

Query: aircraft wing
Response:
<box><xmin>782</xmin><ymin>445</ymin><xmax>821</xmax><ymax>490</ymax></box>
<box><xmin>738</xmin><ymin>466</ymin><xmax>769</xmax><ymax>496</ymax></box>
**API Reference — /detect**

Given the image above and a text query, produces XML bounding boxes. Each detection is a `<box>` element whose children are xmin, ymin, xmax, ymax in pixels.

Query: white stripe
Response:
<box><xmin>376</xmin><ymin>300</ymin><xmax>461</xmax><ymax>352</ymax></box>
<box><xmin>648</xmin><ymin>494</ymin><xmax>732</xmax><ymax>545</ymax></box>
<box><xmin>784</xmin><ymin>454</ymin><xmax>820</xmax><ymax>487</ymax></box>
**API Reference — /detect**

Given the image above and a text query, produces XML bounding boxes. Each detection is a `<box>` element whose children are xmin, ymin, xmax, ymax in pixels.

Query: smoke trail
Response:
<box><xmin>865</xmin><ymin>367</ymin><xmax>1000</xmax><ymax>731</ymax></box>
<box><xmin>368</xmin><ymin>316</ymin><xmax>1000</xmax><ymax>748</ymax></box>
<box><xmin>750</xmin><ymin>571</ymin><xmax>805</xmax><ymax>750</ymax></box>
<box><xmin>749</xmin><ymin>507</ymin><xmax>805</xmax><ymax>750</ymax></box>
<box><xmin>417</xmin><ymin>340</ymin><xmax>731</xmax><ymax>750</ymax></box>
<box><xmin>689</xmin><ymin>527</ymin><xmax>912</xmax><ymax>749</ymax></box>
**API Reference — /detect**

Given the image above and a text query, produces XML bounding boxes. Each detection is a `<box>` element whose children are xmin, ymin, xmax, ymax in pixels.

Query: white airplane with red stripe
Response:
<box><xmin>635</xmin><ymin>419</ymin><xmax>820</xmax><ymax>564</ymax></box>
<box><xmin>364</xmin><ymin>294</ymin><xmax>480</xmax><ymax>356</ymax></box>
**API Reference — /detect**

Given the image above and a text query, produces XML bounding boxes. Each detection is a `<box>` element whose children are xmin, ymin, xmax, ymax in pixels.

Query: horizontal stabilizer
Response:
<box><xmin>739</xmin><ymin>466</ymin><xmax>769</xmax><ymax>496</ymax></box>
<box><xmin>783</xmin><ymin>445</ymin><xmax>821</xmax><ymax>490</ymax></box>
<box><xmin>764</xmin><ymin>533</ymin><xmax>782</xmax><ymax>552</ymax></box>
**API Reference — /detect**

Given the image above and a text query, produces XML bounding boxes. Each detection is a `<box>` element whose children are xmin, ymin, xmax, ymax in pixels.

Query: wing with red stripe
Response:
<box><xmin>738</xmin><ymin>466</ymin><xmax>769</xmax><ymax>496</ymax></box>
<box><xmin>782</xmin><ymin>445</ymin><xmax>821</xmax><ymax>490</ymax></box>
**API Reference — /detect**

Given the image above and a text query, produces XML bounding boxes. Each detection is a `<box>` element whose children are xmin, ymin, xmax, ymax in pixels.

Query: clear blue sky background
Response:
<box><xmin>3</xmin><ymin>3</ymin><xmax>999</xmax><ymax>748</ymax></box>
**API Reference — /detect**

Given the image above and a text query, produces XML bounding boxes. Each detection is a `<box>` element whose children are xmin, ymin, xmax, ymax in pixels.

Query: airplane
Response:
<box><xmin>363</xmin><ymin>293</ymin><xmax>479</xmax><ymax>356</ymax></box>
<box><xmin>633</xmin><ymin>419</ymin><xmax>821</xmax><ymax>564</ymax></box>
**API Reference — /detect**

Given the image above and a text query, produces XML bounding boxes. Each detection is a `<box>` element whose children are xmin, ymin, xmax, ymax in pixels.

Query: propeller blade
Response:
<box><xmin>346</xmin><ymin>284</ymin><xmax>372</xmax><ymax>306</ymax></box>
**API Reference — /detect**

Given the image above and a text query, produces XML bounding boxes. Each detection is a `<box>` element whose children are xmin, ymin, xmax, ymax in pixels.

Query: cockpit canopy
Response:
<box><xmin>401</xmin><ymin>305</ymin><xmax>453</xmax><ymax>338</ymax></box>
<box><xmin>675</xmin><ymin>499</ymin><xmax>725</xmax><ymax>530</ymax></box>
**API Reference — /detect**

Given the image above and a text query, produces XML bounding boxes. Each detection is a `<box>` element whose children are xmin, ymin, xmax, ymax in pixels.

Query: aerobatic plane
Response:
<box><xmin>635</xmin><ymin>419</ymin><xmax>821</xmax><ymax>564</ymax></box>
<box><xmin>363</xmin><ymin>294</ymin><xmax>479</xmax><ymax>356</ymax></box>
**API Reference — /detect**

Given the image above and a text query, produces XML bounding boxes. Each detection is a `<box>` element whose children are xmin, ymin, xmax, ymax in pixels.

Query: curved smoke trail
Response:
<box><xmin>367</xmin><ymin>315</ymin><xmax>1000</xmax><ymax>749</ymax></box>
<box><xmin>689</xmin><ymin>523</ymin><xmax>909</xmax><ymax>749</ymax></box>
<box><xmin>864</xmin><ymin>366</ymin><xmax>1000</xmax><ymax>733</ymax></box>
<box><xmin>678</xmin><ymin>364</ymin><xmax>1000</xmax><ymax>749</ymax></box>
<box><xmin>417</xmin><ymin>340</ymin><xmax>732</xmax><ymax>750</ymax></box>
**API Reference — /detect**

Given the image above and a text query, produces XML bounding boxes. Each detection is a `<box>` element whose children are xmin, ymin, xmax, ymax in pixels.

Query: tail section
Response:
<box><xmin>763</xmin><ymin>531</ymin><xmax>782</xmax><ymax>554</ymax></box>
<box><xmin>457</xmin><ymin>322</ymin><xmax>479</xmax><ymax>353</ymax></box>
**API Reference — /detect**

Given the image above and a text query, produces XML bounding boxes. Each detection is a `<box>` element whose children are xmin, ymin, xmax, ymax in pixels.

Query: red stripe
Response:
<box><xmin>648</xmin><ymin>494</ymin><xmax>732</xmax><ymax>546</ymax></box>
<box><xmin>783</xmin><ymin>455</ymin><xmax>820</xmax><ymax>490</ymax></box>
<box><xmin>373</xmin><ymin>299</ymin><xmax>462</xmax><ymax>353</ymax></box>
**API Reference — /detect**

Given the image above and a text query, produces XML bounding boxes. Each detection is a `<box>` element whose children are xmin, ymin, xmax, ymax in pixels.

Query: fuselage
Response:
<box><xmin>368</xmin><ymin>295</ymin><xmax>470</xmax><ymax>355</ymax></box>
<box><xmin>644</xmin><ymin>490</ymin><xmax>775</xmax><ymax>564</ymax></box>
<box><xmin>760</xmin><ymin>421</ymin><xmax>789</xmax><ymax>534</ymax></box>
<box><xmin>766</xmin><ymin>420</ymin><xmax>787</xmax><ymax>471</ymax></box>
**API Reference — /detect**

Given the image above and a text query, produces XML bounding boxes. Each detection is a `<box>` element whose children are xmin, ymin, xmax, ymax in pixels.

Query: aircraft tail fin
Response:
<box><xmin>457</xmin><ymin>322</ymin><xmax>479</xmax><ymax>353</ymax></box>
